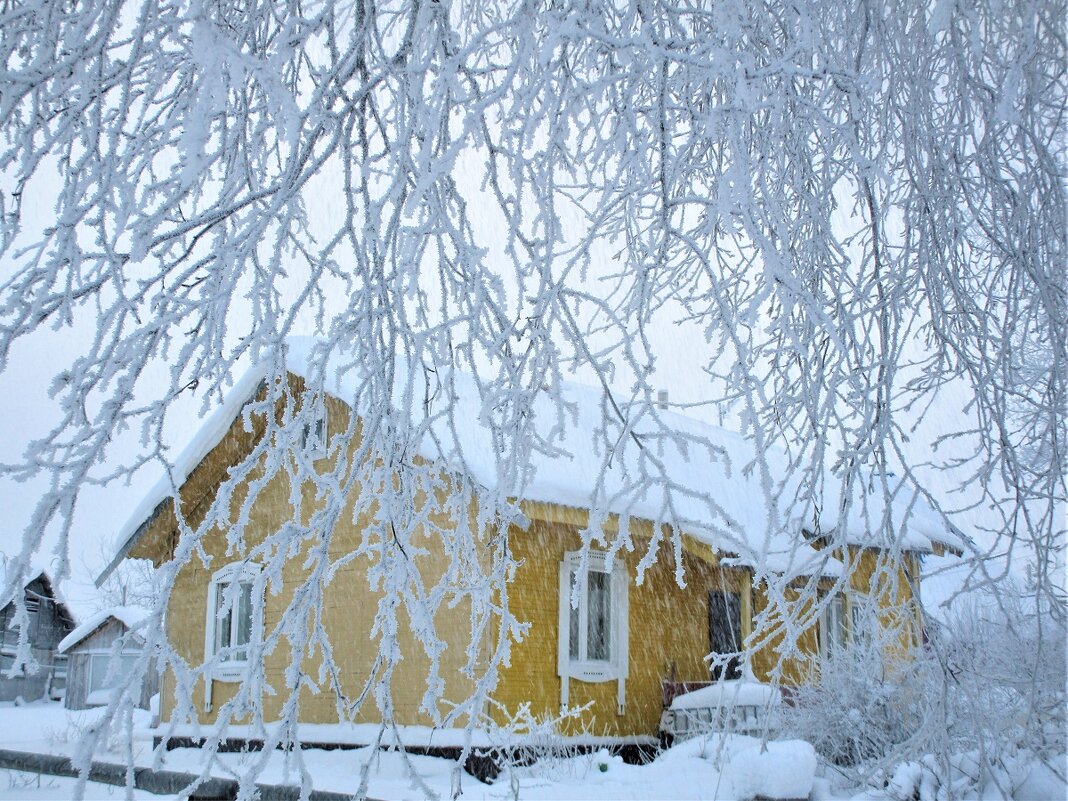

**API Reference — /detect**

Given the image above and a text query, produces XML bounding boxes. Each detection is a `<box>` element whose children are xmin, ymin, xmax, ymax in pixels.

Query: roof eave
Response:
<box><xmin>94</xmin><ymin>498</ymin><xmax>169</xmax><ymax>588</ymax></box>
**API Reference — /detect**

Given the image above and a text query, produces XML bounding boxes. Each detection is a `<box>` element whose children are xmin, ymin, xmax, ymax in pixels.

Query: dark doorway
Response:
<box><xmin>708</xmin><ymin>590</ymin><xmax>743</xmax><ymax>681</ymax></box>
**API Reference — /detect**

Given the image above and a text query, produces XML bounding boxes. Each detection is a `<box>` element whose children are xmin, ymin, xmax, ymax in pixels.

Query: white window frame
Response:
<box><xmin>204</xmin><ymin>562</ymin><xmax>262</xmax><ymax>682</ymax></box>
<box><xmin>557</xmin><ymin>550</ymin><xmax>628</xmax><ymax>714</ymax></box>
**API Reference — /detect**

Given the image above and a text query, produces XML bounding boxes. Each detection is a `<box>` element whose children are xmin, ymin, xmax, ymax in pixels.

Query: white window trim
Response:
<box><xmin>204</xmin><ymin>562</ymin><xmax>262</xmax><ymax>684</ymax></box>
<box><xmin>557</xmin><ymin>550</ymin><xmax>629</xmax><ymax>715</ymax></box>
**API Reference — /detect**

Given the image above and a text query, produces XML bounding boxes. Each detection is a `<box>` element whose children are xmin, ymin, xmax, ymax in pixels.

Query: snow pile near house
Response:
<box><xmin>57</xmin><ymin>606</ymin><xmax>152</xmax><ymax>654</ymax></box>
<box><xmin>720</xmin><ymin>739</ymin><xmax>817</xmax><ymax>800</ymax></box>
<box><xmin>670</xmin><ymin>680</ymin><xmax>780</xmax><ymax>711</ymax></box>
<box><xmin>886</xmin><ymin>749</ymin><xmax>1067</xmax><ymax>801</ymax></box>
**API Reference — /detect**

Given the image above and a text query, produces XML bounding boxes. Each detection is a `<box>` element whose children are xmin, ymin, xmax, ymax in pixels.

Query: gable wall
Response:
<box><xmin>0</xmin><ymin>578</ymin><xmax>75</xmax><ymax>702</ymax></box>
<box><xmin>160</xmin><ymin>392</ymin><xmax>481</xmax><ymax>729</ymax></box>
<box><xmin>73</xmin><ymin>618</ymin><xmax>131</xmax><ymax>652</ymax></box>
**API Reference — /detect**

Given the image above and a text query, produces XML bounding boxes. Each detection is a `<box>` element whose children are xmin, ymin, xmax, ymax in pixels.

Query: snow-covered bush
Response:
<box><xmin>776</xmin><ymin>640</ymin><xmax>933</xmax><ymax>768</ymax></box>
<box><xmin>777</xmin><ymin>588</ymin><xmax>1066</xmax><ymax>799</ymax></box>
<box><xmin>475</xmin><ymin>701</ymin><xmax>597</xmax><ymax>796</ymax></box>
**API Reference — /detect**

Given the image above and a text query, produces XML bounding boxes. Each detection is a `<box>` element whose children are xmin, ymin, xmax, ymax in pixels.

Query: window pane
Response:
<box><xmin>88</xmin><ymin>654</ymin><xmax>108</xmax><ymax>693</ymax></box>
<box><xmin>568</xmin><ymin>588</ymin><xmax>579</xmax><ymax>660</ymax></box>
<box><xmin>120</xmin><ymin>655</ymin><xmax>138</xmax><ymax>681</ymax></box>
<box><xmin>235</xmin><ymin>582</ymin><xmax>253</xmax><ymax>651</ymax></box>
<box><xmin>708</xmin><ymin>591</ymin><xmax>743</xmax><ymax>680</ymax></box>
<box><xmin>89</xmin><ymin>653</ymin><xmax>137</xmax><ymax>694</ymax></box>
<box><xmin>587</xmin><ymin>571</ymin><xmax>611</xmax><ymax>661</ymax></box>
<box><xmin>215</xmin><ymin>584</ymin><xmax>232</xmax><ymax>655</ymax></box>
<box><xmin>826</xmin><ymin>595</ymin><xmax>846</xmax><ymax>650</ymax></box>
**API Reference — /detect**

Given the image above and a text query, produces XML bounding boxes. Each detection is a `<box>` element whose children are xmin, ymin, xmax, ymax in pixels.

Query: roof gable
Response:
<box><xmin>0</xmin><ymin>565</ymin><xmax>76</xmax><ymax>628</ymax></box>
<box><xmin>99</xmin><ymin>337</ymin><xmax>965</xmax><ymax>585</ymax></box>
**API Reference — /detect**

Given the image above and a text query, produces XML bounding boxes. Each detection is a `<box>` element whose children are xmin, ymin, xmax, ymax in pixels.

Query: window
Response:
<box><xmin>821</xmin><ymin>592</ymin><xmax>848</xmax><ymax>654</ymax></box>
<box><xmin>708</xmin><ymin>590</ymin><xmax>743</xmax><ymax>681</ymax></box>
<box><xmin>85</xmin><ymin>651</ymin><xmax>138</xmax><ymax>704</ymax></box>
<box><xmin>205</xmin><ymin>563</ymin><xmax>261</xmax><ymax>679</ymax></box>
<box><xmin>557</xmin><ymin>551</ymin><xmax>628</xmax><ymax>713</ymax></box>
<box><xmin>821</xmin><ymin>592</ymin><xmax>871</xmax><ymax>655</ymax></box>
<box><xmin>300</xmin><ymin>406</ymin><xmax>328</xmax><ymax>458</ymax></box>
<box><xmin>569</xmin><ymin>568</ymin><xmax>612</xmax><ymax>663</ymax></box>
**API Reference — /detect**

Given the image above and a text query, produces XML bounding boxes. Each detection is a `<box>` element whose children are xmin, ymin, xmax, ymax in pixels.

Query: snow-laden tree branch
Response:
<box><xmin>0</xmin><ymin>0</ymin><xmax>1064</xmax><ymax>795</ymax></box>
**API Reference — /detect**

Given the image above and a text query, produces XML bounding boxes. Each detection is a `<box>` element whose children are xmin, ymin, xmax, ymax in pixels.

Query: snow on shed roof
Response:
<box><xmin>101</xmin><ymin>336</ymin><xmax>963</xmax><ymax>584</ymax></box>
<box><xmin>669</xmin><ymin>679</ymin><xmax>781</xmax><ymax>710</ymax></box>
<box><xmin>57</xmin><ymin>606</ymin><xmax>151</xmax><ymax>654</ymax></box>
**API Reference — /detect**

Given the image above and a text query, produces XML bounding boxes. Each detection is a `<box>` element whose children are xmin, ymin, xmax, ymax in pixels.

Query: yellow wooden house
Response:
<box><xmin>98</xmin><ymin>339</ymin><xmax>963</xmax><ymax>743</ymax></box>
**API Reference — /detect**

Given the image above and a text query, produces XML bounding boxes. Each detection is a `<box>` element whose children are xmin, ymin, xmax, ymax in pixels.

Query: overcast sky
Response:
<box><xmin>0</xmin><ymin>155</ymin><xmax>1006</xmax><ymax>621</ymax></box>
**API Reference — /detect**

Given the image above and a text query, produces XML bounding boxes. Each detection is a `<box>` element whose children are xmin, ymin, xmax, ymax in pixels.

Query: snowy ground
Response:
<box><xmin>0</xmin><ymin>770</ymin><xmax>163</xmax><ymax>800</ymax></box>
<box><xmin>0</xmin><ymin>702</ymin><xmax>816</xmax><ymax>800</ymax></box>
<box><xmin>0</xmin><ymin>702</ymin><xmax>1060</xmax><ymax>800</ymax></box>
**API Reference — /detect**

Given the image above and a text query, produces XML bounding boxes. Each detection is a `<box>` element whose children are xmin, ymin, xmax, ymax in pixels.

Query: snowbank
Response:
<box><xmin>721</xmin><ymin>739</ymin><xmax>816</xmax><ymax>800</ymax></box>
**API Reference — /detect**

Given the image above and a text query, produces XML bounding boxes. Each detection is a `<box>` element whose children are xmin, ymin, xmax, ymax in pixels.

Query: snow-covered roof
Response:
<box><xmin>101</xmin><ymin>336</ymin><xmax>964</xmax><ymax>584</ymax></box>
<box><xmin>0</xmin><ymin>560</ymin><xmax>75</xmax><ymax>625</ymax></box>
<box><xmin>57</xmin><ymin>606</ymin><xmax>151</xmax><ymax>654</ymax></box>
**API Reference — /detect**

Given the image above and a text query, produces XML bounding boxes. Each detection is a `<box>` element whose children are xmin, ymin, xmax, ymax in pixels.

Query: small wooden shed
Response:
<box><xmin>0</xmin><ymin>563</ymin><xmax>76</xmax><ymax>703</ymax></box>
<box><xmin>57</xmin><ymin>607</ymin><xmax>157</xmax><ymax>711</ymax></box>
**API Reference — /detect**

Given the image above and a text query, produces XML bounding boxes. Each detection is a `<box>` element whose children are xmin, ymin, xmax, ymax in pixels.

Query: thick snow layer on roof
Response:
<box><xmin>287</xmin><ymin>338</ymin><xmax>959</xmax><ymax>565</ymax></box>
<box><xmin>107</xmin><ymin>336</ymin><xmax>962</xmax><ymax>581</ymax></box>
<box><xmin>918</xmin><ymin>553</ymin><xmax>1030</xmax><ymax>627</ymax></box>
<box><xmin>57</xmin><ymin>605</ymin><xmax>151</xmax><ymax>653</ymax></box>
<box><xmin>669</xmin><ymin>680</ymin><xmax>781</xmax><ymax>711</ymax></box>
<box><xmin>282</xmin><ymin>337</ymin><xmax>850</xmax><ymax>577</ymax></box>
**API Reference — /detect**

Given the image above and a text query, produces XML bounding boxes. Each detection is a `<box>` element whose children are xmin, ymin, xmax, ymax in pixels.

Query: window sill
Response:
<box><xmin>565</xmin><ymin>661</ymin><xmax>618</xmax><ymax>683</ymax></box>
<box><xmin>210</xmin><ymin>664</ymin><xmax>249</xmax><ymax>683</ymax></box>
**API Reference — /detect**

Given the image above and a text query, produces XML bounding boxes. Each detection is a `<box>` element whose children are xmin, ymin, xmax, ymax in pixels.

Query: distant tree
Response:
<box><xmin>94</xmin><ymin>543</ymin><xmax>159</xmax><ymax>611</ymax></box>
